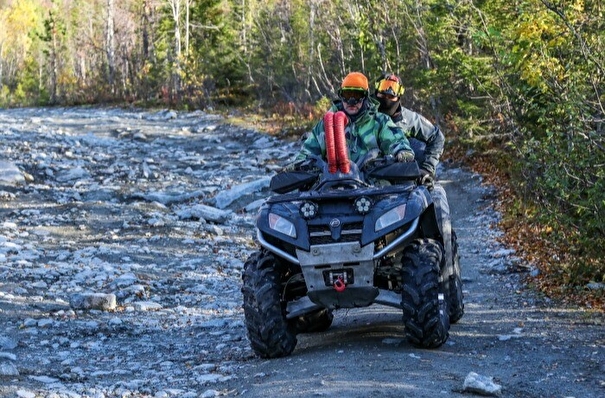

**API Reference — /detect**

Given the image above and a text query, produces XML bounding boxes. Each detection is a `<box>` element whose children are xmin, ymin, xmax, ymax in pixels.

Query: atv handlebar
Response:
<box><xmin>271</xmin><ymin>154</ymin><xmax>422</xmax><ymax>194</ymax></box>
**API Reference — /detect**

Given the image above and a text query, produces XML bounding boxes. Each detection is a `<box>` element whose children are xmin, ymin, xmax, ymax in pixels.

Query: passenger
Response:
<box><xmin>374</xmin><ymin>73</ymin><xmax>452</xmax><ymax>251</ymax></box>
<box><xmin>373</xmin><ymin>73</ymin><xmax>445</xmax><ymax>185</ymax></box>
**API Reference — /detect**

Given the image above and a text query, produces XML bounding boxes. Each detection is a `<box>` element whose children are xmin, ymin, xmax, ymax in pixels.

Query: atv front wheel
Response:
<box><xmin>448</xmin><ymin>229</ymin><xmax>465</xmax><ymax>324</ymax></box>
<box><xmin>241</xmin><ymin>250</ymin><xmax>297</xmax><ymax>358</ymax></box>
<box><xmin>401</xmin><ymin>239</ymin><xmax>450</xmax><ymax>348</ymax></box>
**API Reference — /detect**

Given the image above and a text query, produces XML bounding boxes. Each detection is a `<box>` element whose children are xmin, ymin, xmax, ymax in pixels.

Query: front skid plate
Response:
<box><xmin>296</xmin><ymin>242</ymin><xmax>375</xmax><ymax>293</ymax></box>
<box><xmin>286</xmin><ymin>288</ymin><xmax>403</xmax><ymax>318</ymax></box>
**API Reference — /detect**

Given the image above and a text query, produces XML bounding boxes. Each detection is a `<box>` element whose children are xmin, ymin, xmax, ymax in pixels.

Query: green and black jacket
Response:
<box><xmin>296</xmin><ymin>98</ymin><xmax>413</xmax><ymax>164</ymax></box>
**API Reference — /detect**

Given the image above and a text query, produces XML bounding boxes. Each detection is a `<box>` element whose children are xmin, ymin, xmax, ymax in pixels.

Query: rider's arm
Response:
<box><xmin>400</xmin><ymin>108</ymin><xmax>445</xmax><ymax>174</ymax></box>
<box><xmin>376</xmin><ymin>114</ymin><xmax>414</xmax><ymax>157</ymax></box>
<box><xmin>296</xmin><ymin>121</ymin><xmax>326</xmax><ymax>161</ymax></box>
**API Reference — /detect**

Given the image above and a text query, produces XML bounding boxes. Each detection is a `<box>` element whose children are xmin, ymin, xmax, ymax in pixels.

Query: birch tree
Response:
<box><xmin>106</xmin><ymin>0</ymin><xmax>116</xmax><ymax>90</ymax></box>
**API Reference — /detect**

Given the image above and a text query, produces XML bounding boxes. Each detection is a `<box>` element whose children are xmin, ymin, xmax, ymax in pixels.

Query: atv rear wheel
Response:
<box><xmin>294</xmin><ymin>308</ymin><xmax>334</xmax><ymax>333</ymax></box>
<box><xmin>241</xmin><ymin>250</ymin><xmax>297</xmax><ymax>358</ymax></box>
<box><xmin>401</xmin><ymin>239</ymin><xmax>450</xmax><ymax>348</ymax></box>
<box><xmin>448</xmin><ymin>229</ymin><xmax>465</xmax><ymax>324</ymax></box>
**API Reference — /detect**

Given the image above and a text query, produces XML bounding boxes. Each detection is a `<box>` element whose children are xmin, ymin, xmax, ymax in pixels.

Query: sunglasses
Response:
<box><xmin>340</xmin><ymin>90</ymin><xmax>367</xmax><ymax>105</ymax></box>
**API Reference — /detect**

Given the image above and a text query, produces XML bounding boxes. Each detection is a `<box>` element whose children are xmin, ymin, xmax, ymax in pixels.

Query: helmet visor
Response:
<box><xmin>340</xmin><ymin>89</ymin><xmax>367</xmax><ymax>105</ymax></box>
<box><xmin>377</xmin><ymin>77</ymin><xmax>403</xmax><ymax>97</ymax></box>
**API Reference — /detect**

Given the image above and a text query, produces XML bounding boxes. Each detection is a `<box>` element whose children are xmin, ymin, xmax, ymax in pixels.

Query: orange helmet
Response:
<box><xmin>340</xmin><ymin>72</ymin><xmax>369</xmax><ymax>93</ymax></box>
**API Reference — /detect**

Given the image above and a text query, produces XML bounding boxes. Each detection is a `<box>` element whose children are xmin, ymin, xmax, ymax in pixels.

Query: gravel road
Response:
<box><xmin>0</xmin><ymin>107</ymin><xmax>603</xmax><ymax>398</ymax></box>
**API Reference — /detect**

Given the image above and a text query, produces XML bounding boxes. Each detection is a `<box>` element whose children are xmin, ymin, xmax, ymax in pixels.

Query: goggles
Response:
<box><xmin>376</xmin><ymin>75</ymin><xmax>404</xmax><ymax>97</ymax></box>
<box><xmin>340</xmin><ymin>89</ymin><xmax>367</xmax><ymax>105</ymax></box>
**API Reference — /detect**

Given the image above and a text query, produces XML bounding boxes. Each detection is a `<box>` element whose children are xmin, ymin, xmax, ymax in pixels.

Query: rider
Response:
<box><xmin>289</xmin><ymin>71</ymin><xmax>415</xmax><ymax>166</ymax></box>
<box><xmin>374</xmin><ymin>73</ymin><xmax>452</xmax><ymax>258</ymax></box>
<box><xmin>373</xmin><ymin>73</ymin><xmax>445</xmax><ymax>183</ymax></box>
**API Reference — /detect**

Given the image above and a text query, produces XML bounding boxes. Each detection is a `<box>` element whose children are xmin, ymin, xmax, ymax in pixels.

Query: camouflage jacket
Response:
<box><xmin>296</xmin><ymin>99</ymin><xmax>413</xmax><ymax>164</ymax></box>
<box><xmin>390</xmin><ymin>105</ymin><xmax>445</xmax><ymax>174</ymax></box>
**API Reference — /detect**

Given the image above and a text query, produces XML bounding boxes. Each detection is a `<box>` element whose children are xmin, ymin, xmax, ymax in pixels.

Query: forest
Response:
<box><xmin>1</xmin><ymin>0</ymin><xmax>603</xmax><ymax>304</ymax></box>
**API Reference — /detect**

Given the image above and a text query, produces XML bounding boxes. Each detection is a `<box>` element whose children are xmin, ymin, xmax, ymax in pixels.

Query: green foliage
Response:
<box><xmin>0</xmin><ymin>0</ymin><xmax>44</xmax><ymax>104</ymax></box>
<box><xmin>0</xmin><ymin>86</ymin><xmax>9</xmax><ymax>106</ymax></box>
<box><xmin>314</xmin><ymin>96</ymin><xmax>332</xmax><ymax>114</ymax></box>
<box><xmin>494</xmin><ymin>0</ymin><xmax>605</xmax><ymax>284</ymax></box>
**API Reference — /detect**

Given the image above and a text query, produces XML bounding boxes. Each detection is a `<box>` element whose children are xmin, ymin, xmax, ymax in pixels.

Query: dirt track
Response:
<box><xmin>0</xmin><ymin>107</ymin><xmax>603</xmax><ymax>398</ymax></box>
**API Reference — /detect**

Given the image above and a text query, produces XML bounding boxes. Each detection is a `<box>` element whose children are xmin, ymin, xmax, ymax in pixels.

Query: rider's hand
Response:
<box><xmin>395</xmin><ymin>150</ymin><xmax>415</xmax><ymax>162</ymax></box>
<box><xmin>282</xmin><ymin>161</ymin><xmax>301</xmax><ymax>172</ymax></box>
<box><xmin>282</xmin><ymin>158</ymin><xmax>321</xmax><ymax>173</ymax></box>
<box><xmin>419</xmin><ymin>169</ymin><xmax>435</xmax><ymax>189</ymax></box>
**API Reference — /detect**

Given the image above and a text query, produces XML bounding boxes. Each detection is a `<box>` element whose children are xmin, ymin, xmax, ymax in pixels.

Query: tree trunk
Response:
<box><xmin>50</xmin><ymin>17</ymin><xmax>58</xmax><ymax>104</ymax></box>
<box><xmin>185</xmin><ymin>0</ymin><xmax>190</xmax><ymax>56</ymax></box>
<box><xmin>168</xmin><ymin>0</ymin><xmax>182</xmax><ymax>57</ymax></box>
<box><xmin>106</xmin><ymin>0</ymin><xmax>116</xmax><ymax>92</ymax></box>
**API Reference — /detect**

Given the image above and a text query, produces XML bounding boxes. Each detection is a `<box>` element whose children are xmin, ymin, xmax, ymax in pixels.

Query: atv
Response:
<box><xmin>241</xmin><ymin>146</ymin><xmax>463</xmax><ymax>358</ymax></box>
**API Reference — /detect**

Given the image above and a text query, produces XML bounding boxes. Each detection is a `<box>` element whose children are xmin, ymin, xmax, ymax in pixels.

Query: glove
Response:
<box><xmin>282</xmin><ymin>160</ymin><xmax>302</xmax><ymax>172</ymax></box>
<box><xmin>395</xmin><ymin>150</ymin><xmax>415</xmax><ymax>162</ymax></box>
<box><xmin>419</xmin><ymin>169</ymin><xmax>435</xmax><ymax>190</ymax></box>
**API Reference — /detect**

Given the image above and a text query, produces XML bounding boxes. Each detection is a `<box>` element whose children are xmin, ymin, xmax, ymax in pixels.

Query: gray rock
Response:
<box><xmin>0</xmin><ymin>361</ymin><xmax>20</xmax><ymax>376</ymax></box>
<box><xmin>0</xmin><ymin>161</ymin><xmax>25</xmax><ymax>185</ymax></box>
<box><xmin>0</xmin><ymin>190</ymin><xmax>17</xmax><ymax>200</ymax></box>
<box><xmin>28</xmin><ymin>375</ymin><xmax>60</xmax><ymax>383</ymax></box>
<box><xmin>586</xmin><ymin>282</ymin><xmax>605</xmax><ymax>290</ymax></box>
<box><xmin>0</xmin><ymin>336</ymin><xmax>18</xmax><ymax>350</ymax></box>
<box><xmin>37</xmin><ymin>319</ymin><xmax>54</xmax><ymax>328</ymax></box>
<box><xmin>0</xmin><ymin>352</ymin><xmax>17</xmax><ymax>360</ymax></box>
<box><xmin>132</xmin><ymin>301</ymin><xmax>163</xmax><ymax>311</ymax></box>
<box><xmin>131</xmin><ymin>190</ymin><xmax>206</xmax><ymax>205</ymax></box>
<box><xmin>463</xmin><ymin>372</ymin><xmax>502</xmax><ymax>396</ymax></box>
<box><xmin>176</xmin><ymin>204</ymin><xmax>232</xmax><ymax>224</ymax></box>
<box><xmin>56</xmin><ymin>166</ymin><xmax>90</xmax><ymax>182</ymax></box>
<box><xmin>212</xmin><ymin>177</ymin><xmax>271</xmax><ymax>209</ymax></box>
<box><xmin>251</xmin><ymin>136</ymin><xmax>275</xmax><ymax>149</ymax></box>
<box><xmin>196</xmin><ymin>373</ymin><xmax>223</xmax><ymax>384</ymax></box>
<box><xmin>200</xmin><ymin>390</ymin><xmax>219</xmax><ymax>398</ymax></box>
<box><xmin>244</xmin><ymin>198</ymin><xmax>266</xmax><ymax>213</ymax></box>
<box><xmin>70</xmin><ymin>293</ymin><xmax>117</xmax><ymax>311</ymax></box>
<box><xmin>111</xmin><ymin>273</ymin><xmax>139</xmax><ymax>288</ymax></box>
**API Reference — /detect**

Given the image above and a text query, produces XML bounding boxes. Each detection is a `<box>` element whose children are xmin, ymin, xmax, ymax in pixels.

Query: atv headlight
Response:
<box><xmin>354</xmin><ymin>196</ymin><xmax>372</xmax><ymax>215</ymax></box>
<box><xmin>299</xmin><ymin>201</ymin><xmax>319</xmax><ymax>219</ymax></box>
<box><xmin>268</xmin><ymin>213</ymin><xmax>297</xmax><ymax>238</ymax></box>
<box><xmin>375</xmin><ymin>204</ymin><xmax>407</xmax><ymax>232</ymax></box>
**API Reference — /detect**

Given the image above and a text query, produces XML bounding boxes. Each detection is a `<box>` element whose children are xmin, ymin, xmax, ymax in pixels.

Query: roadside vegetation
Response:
<box><xmin>1</xmin><ymin>0</ymin><xmax>603</xmax><ymax>308</ymax></box>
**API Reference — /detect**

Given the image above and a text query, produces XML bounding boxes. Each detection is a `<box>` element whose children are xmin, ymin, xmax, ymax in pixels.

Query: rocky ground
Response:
<box><xmin>0</xmin><ymin>107</ymin><xmax>603</xmax><ymax>398</ymax></box>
